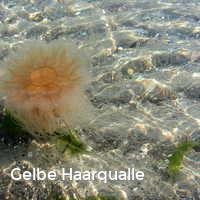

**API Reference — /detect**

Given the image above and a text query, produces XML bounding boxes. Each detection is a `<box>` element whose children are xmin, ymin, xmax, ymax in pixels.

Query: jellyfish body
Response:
<box><xmin>0</xmin><ymin>40</ymin><xmax>92</xmax><ymax>137</ymax></box>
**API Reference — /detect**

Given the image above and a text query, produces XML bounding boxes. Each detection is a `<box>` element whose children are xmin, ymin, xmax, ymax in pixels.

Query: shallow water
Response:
<box><xmin>0</xmin><ymin>0</ymin><xmax>200</xmax><ymax>199</ymax></box>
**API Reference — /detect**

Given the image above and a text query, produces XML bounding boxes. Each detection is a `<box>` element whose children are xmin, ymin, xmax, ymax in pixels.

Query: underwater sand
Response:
<box><xmin>0</xmin><ymin>0</ymin><xmax>200</xmax><ymax>199</ymax></box>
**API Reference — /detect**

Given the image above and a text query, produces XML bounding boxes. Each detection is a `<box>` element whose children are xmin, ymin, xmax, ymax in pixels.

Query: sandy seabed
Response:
<box><xmin>0</xmin><ymin>0</ymin><xmax>200</xmax><ymax>199</ymax></box>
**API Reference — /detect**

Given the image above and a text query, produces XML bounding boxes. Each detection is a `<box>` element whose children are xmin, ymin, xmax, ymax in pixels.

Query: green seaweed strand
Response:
<box><xmin>167</xmin><ymin>140</ymin><xmax>197</xmax><ymax>178</ymax></box>
<box><xmin>50</xmin><ymin>118</ymin><xmax>87</xmax><ymax>155</ymax></box>
<box><xmin>0</xmin><ymin>109</ymin><xmax>26</xmax><ymax>137</ymax></box>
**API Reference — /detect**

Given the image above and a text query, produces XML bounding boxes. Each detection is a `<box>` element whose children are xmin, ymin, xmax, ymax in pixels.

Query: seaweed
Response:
<box><xmin>69</xmin><ymin>195</ymin><xmax>118</xmax><ymax>200</ymax></box>
<box><xmin>0</xmin><ymin>109</ymin><xmax>30</xmax><ymax>144</ymax></box>
<box><xmin>47</xmin><ymin>192</ymin><xmax>66</xmax><ymax>200</ymax></box>
<box><xmin>85</xmin><ymin>196</ymin><xmax>117</xmax><ymax>200</ymax></box>
<box><xmin>0</xmin><ymin>110</ymin><xmax>25</xmax><ymax>135</ymax></box>
<box><xmin>54</xmin><ymin>128</ymin><xmax>87</xmax><ymax>155</ymax></box>
<box><xmin>0</xmin><ymin>110</ymin><xmax>87</xmax><ymax>154</ymax></box>
<box><xmin>166</xmin><ymin>140</ymin><xmax>198</xmax><ymax>178</ymax></box>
